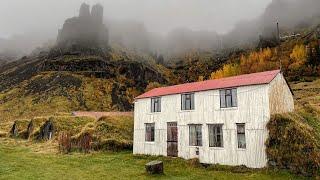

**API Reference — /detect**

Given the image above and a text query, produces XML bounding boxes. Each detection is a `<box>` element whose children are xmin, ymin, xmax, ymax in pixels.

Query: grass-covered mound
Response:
<box><xmin>27</xmin><ymin>117</ymin><xmax>49</xmax><ymax>139</ymax></box>
<box><xmin>9</xmin><ymin>119</ymin><xmax>30</xmax><ymax>138</ymax></box>
<box><xmin>30</xmin><ymin>116</ymin><xmax>95</xmax><ymax>141</ymax></box>
<box><xmin>266</xmin><ymin>113</ymin><xmax>320</xmax><ymax>176</ymax></box>
<box><xmin>73</xmin><ymin>115</ymin><xmax>133</xmax><ymax>151</ymax></box>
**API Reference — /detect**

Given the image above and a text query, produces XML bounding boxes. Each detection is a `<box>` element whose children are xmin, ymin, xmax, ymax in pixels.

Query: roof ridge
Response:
<box><xmin>136</xmin><ymin>69</ymin><xmax>280</xmax><ymax>99</ymax></box>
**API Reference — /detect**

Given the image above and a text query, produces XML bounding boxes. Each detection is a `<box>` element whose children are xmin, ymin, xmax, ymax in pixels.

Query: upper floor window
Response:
<box><xmin>237</xmin><ymin>123</ymin><xmax>246</xmax><ymax>149</ymax></box>
<box><xmin>151</xmin><ymin>97</ymin><xmax>161</xmax><ymax>112</ymax></box>
<box><xmin>208</xmin><ymin>124</ymin><xmax>223</xmax><ymax>147</ymax></box>
<box><xmin>145</xmin><ymin>123</ymin><xmax>155</xmax><ymax>142</ymax></box>
<box><xmin>181</xmin><ymin>93</ymin><xmax>195</xmax><ymax>110</ymax></box>
<box><xmin>220</xmin><ymin>89</ymin><xmax>237</xmax><ymax>108</ymax></box>
<box><xmin>189</xmin><ymin>124</ymin><xmax>202</xmax><ymax>146</ymax></box>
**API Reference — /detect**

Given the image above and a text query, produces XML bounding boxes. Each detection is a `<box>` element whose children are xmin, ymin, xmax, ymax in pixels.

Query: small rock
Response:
<box><xmin>145</xmin><ymin>160</ymin><xmax>163</xmax><ymax>174</ymax></box>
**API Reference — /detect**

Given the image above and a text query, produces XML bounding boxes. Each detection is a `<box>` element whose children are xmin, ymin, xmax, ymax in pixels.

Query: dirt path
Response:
<box><xmin>72</xmin><ymin>111</ymin><xmax>133</xmax><ymax>119</ymax></box>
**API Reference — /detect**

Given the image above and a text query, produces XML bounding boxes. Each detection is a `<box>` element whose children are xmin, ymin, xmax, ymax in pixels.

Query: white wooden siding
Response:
<box><xmin>133</xmin><ymin>73</ymin><xmax>293</xmax><ymax>168</ymax></box>
<box><xmin>268</xmin><ymin>73</ymin><xmax>294</xmax><ymax>114</ymax></box>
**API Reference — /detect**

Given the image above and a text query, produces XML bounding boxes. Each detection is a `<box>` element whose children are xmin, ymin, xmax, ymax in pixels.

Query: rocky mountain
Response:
<box><xmin>0</xmin><ymin>3</ymin><xmax>175</xmax><ymax>124</ymax></box>
<box><xmin>55</xmin><ymin>3</ymin><xmax>109</xmax><ymax>54</ymax></box>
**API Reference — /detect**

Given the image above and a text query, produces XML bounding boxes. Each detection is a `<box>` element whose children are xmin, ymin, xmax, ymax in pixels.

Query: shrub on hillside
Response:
<box><xmin>73</xmin><ymin>115</ymin><xmax>133</xmax><ymax>151</ymax></box>
<box><xmin>266</xmin><ymin>113</ymin><xmax>320</xmax><ymax>176</ymax></box>
<box><xmin>58</xmin><ymin>131</ymin><xmax>72</xmax><ymax>153</ymax></box>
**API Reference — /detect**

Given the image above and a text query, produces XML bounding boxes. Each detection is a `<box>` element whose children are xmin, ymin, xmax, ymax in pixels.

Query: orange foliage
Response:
<box><xmin>210</xmin><ymin>63</ymin><xmax>240</xmax><ymax>79</ymax></box>
<box><xmin>289</xmin><ymin>45</ymin><xmax>307</xmax><ymax>70</ymax></box>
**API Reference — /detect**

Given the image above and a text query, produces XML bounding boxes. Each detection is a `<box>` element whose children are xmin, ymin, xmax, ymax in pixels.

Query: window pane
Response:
<box><xmin>186</xmin><ymin>98</ymin><xmax>191</xmax><ymax>110</ymax></box>
<box><xmin>151</xmin><ymin>98</ymin><xmax>155</xmax><ymax>112</ymax></box>
<box><xmin>226</xmin><ymin>89</ymin><xmax>231</xmax><ymax>95</ymax></box>
<box><xmin>209</xmin><ymin>124</ymin><xmax>223</xmax><ymax>147</ymax></box>
<box><xmin>237</xmin><ymin>124</ymin><xmax>245</xmax><ymax>134</ymax></box>
<box><xmin>238</xmin><ymin>134</ymin><xmax>246</xmax><ymax>148</ymax></box>
<box><xmin>181</xmin><ymin>95</ymin><xmax>186</xmax><ymax>110</ymax></box>
<box><xmin>196</xmin><ymin>125</ymin><xmax>202</xmax><ymax>146</ymax></box>
<box><xmin>191</xmin><ymin>94</ymin><xmax>195</xmax><ymax>110</ymax></box>
<box><xmin>151</xmin><ymin>125</ymin><xmax>155</xmax><ymax>141</ymax></box>
<box><xmin>209</xmin><ymin>126</ymin><xmax>214</xmax><ymax>147</ymax></box>
<box><xmin>189</xmin><ymin>125</ymin><xmax>196</xmax><ymax>146</ymax></box>
<box><xmin>232</xmin><ymin>89</ymin><xmax>237</xmax><ymax>107</ymax></box>
<box><xmin>158</xmin><ymin>98</ymin><xmax>161</xmax><ymax>112</ymax></box>
<box><xmin>226</xmin><ymin>95</ymin><xmax>232</xmax><ymax>107</ymax></box>
<box><xmin>237</xmin><ymin>124</ymin><xmax>246</xmax><ymax>149</ymax></box>
<box><xmin>145</xmin><ymin>123</ymin><xmax>155</xmax><ymax>142</ymax></box>
<box><xmin>151</xmin><ymin>98</ymin><xmax>161</xmax><ymax>112</ymax></box>
<box><xmin>189</xmin><ymin>125</ymin><xmax>202</xmax><ymax>146</ymax></box>
<box><xmin>182</xmin><ymin>94</ymin><xmax>194</xmax><ymax>110</ymax></box>
<box><xmin>220</xmin><ymin>90</ymin><xmax>226</xmax><ymax>108</ymax></box>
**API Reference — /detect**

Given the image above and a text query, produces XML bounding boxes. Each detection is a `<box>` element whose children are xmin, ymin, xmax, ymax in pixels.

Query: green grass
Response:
<box><xmin>0</xmin><ymin>139</ymin><xmax>303</xmax><ymax>180</ymax></box>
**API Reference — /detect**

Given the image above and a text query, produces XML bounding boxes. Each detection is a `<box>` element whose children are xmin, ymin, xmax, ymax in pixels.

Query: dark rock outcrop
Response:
<box><xmin>56</xmin><ymin>3</ymin><xmax>108</xmax><ymax>51</ymax></box>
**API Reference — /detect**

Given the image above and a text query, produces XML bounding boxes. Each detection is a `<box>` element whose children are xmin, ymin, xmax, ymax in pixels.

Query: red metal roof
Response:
<box><xmin>136</xmin><ymin>69</ymin><xmax>280</xmax><ymax>99</ymax></box>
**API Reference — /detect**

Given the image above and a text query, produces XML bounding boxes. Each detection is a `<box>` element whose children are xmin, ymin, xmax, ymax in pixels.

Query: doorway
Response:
<box><xmin>167</xmin><ymin>122</ymin><xmax>178</xmax><ymax>157</ymax></box>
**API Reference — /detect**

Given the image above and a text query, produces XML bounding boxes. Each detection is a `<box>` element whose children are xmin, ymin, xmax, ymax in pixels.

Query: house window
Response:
<box><xmin>208</xmin><ymin>124</ymin><xmax>223</xmax><ymax>147</ymax></box>
<box><xmin>151</xmin><ymin>97</ymin><xmax>161</xmax><ymax>112</ymax></box>
<box><xmin>237</xmin><ymin>124</ymin><xmax>246</xmax><ymax>149</ymax></box>
<box><xmin>145</xmin><ymin>123</ymin><xmax>155</xmax><ymax>142</ymax></box>
<box><xmin>189</xmin><ymin>124</ymin><xmax>202</xmax><ymax>146</ymax></box>
<box><xmin>181</xmin><ymin>93</ymin><xmax>195</xmax><ymax>110</ymax></box>
<box><xmin>220</xmin><ymin>89</ymin><xmax>237</xmax><ymax>108</ymax></box>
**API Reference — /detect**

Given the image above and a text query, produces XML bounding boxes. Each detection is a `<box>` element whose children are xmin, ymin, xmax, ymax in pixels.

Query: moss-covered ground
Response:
<box><xmin>0</xmin><ymin>138</ymin><xmax>304</xmax><ymax>180</ymax></box>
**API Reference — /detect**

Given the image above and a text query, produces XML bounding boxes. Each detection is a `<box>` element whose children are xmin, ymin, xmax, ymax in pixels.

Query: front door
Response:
<box><xmin>167</xmin><ymin>122</ymin><xmax>178</xmax><ymax>157</ymax></box>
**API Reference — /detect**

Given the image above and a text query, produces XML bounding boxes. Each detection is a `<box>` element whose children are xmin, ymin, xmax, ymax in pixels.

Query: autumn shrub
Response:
<box><xmin>266</xmin><ymin>113</ymin><xmax>320</xmax><ymax>176</ymax></box>
<box><xmin>58</xmin><ymin>132</ymin><xmax>72</xmax><ymax>153</ymax></box>
<box><xmin>73</xmin><ymin>115</ymin><xmax>133</xmax><ymax>152</ymax></box>
<box><xmin>76</xmin><ymin>132</ymin><xmax>92</xmax><ymax>153</ymax></box>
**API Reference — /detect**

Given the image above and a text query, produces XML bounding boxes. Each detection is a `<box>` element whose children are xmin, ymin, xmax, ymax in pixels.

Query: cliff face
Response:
<box><xmin>57</xmin><ymin>3</ymin><xmax>108</xmax><ymax>50</ymax></box>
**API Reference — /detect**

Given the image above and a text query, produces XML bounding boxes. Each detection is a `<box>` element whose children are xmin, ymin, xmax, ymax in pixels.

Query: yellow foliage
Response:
<box><xmin>145</xmin><ymin>82</ymin><xmax>164</xmax><ymax>92</ymax></box>
<box><xmin>289</xmin><ymin>45</ymin><xmax>307</xmax><ymax>70</ymax></box>
<box><xmin>197</xmin><ymin>76</ymin><xmax>204</xmax><ymax>81</ymax></box>
<box><xmin>210</xmin><ymin>63</ymin><xmax>240</xmax><ymax>79</ymax></box>
<box><xmin>211</xmin><ymin>48</ymin><xmax>280</xmax><ymax>79</ymax></box>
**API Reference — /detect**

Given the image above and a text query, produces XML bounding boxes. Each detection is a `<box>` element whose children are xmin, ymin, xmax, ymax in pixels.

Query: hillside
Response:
<box><xmin>0</xmin><ymin>48</ymin><xmax>174</xmax><ymax>128</ymax></box>
<box><xmin>0</xmin><ymin>24</ymin><xmax>319</xmax><ymax>130</ymax></box>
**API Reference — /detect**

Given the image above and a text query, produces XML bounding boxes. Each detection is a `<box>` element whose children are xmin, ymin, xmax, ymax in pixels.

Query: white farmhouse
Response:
<box><xmin>133</xmin><ymin>70</ymin><xmax>294</xmax><ymax>168</ymax></box>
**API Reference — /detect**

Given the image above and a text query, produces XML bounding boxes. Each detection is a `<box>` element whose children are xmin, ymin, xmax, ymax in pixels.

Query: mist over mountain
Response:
<box><xmin>224</xmin><ymin>0</ymin><xmax>320</xmax><ymax>48</ymax></box>
<box><xmin>0</xmin><ymin>0</ymin><xmax>319</xmax><ymax>60</ymax></box>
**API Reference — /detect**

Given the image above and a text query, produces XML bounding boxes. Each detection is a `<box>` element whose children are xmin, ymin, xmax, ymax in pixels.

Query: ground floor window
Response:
<box><xmin>189</xmin><ymin>124</ymin><xmax>202</xmax><ymax>146</ymax></box>
<box><xmin>208</xmin><ymin>124</ymin><xmax>223</xmax><ymax>147</ymax></box>
<box><xmin>145</xmin><ymin>123</ymin><xmax>155</xmax><ymax>142</ymax></box>
<box><xmin>236</xmin><ymin>123</ymin><xmax>246</xmax><ymax>149</ymax></box>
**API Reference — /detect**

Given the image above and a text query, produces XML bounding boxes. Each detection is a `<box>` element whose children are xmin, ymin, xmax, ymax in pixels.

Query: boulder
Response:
<box><xmin>145</xmin><ymin>161</ymin><xmax>163</xmax><ymax>174</ymax></box>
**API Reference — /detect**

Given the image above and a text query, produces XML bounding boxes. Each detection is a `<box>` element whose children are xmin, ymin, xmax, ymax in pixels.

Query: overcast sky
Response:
<box><xmin>0</xmin><ymin>0</ymin><xmax>272</xmax><ymax>38</ymax></box>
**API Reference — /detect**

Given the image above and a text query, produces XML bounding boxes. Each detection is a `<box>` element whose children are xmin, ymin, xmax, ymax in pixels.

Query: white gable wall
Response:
<box><xmin>133</xmin><ymin>83</ymin><xmax>274</xmax><ymax>168</ymax></box>
<box><xmin>268</xmin><ymin>73</ymin><xmax>294</xmax><ymax>114</ymax></box>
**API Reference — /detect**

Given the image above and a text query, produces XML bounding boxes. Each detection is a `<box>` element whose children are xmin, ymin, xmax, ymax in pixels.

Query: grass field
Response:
<box><xmin>0</xmin><ymin>139</ymin><xmax>303</xmax><ymax>180</ymax></box>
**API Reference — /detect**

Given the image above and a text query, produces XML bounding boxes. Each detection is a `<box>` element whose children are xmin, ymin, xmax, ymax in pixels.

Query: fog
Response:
<box><xmin>0</xmin><ymin>0</ymin><xmax>319</xmax><ymax>58</ymax></box>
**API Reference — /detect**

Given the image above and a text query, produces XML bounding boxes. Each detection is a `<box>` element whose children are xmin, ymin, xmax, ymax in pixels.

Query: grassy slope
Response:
<box><xmin>0</xmin><ymin>139</ymin><xmax>302</xmax><ymax>180</ymax></box>
<box><xmin>290</xmin><ymin>79</ymin><xmax>320</xmax><ymax>139</ymax></box>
